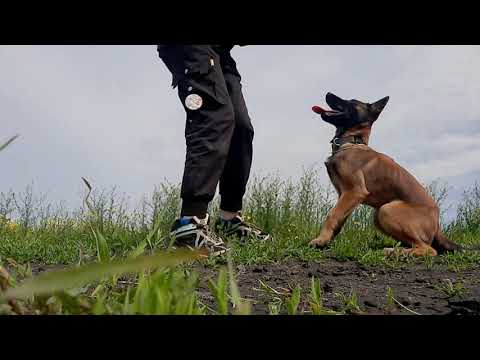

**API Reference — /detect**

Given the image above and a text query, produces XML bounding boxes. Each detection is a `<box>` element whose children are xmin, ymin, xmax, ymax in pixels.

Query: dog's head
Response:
<box><xmin>312</xmin><ymin>92</ymin><xmax>389</xmax><ymax>129</ymax></box>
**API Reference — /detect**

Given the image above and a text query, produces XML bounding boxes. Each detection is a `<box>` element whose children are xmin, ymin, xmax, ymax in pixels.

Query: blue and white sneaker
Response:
<box><xmin>170</xmin><ymin>215</ymin><xmax>228</xmax><ymax>256</ymax></box>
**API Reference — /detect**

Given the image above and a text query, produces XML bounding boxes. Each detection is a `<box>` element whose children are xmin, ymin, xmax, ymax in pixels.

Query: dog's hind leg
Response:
<box><xmin>374</xmin><ymin>200</ymin><xmax>438</xmax><ymax>257</ymax></box>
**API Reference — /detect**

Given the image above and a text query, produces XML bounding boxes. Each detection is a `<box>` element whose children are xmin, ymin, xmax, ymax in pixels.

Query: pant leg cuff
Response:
<box><xmin>181</xmin><ymin>200</ymin><xmax>209</xmax><ymax>218</ymax></box>
<box><xmin>220</xmin><ymin>198</ymin><xmax>243</xmax><ymax>213</ymax></box>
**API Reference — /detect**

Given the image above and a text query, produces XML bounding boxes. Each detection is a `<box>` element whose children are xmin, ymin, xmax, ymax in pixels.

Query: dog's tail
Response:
<box><xmin>432</xmin><ymin>230</ymin><xmax>480</xmax><ymax>253</ymax></box>
<box><xmin>432</xmin><ymin>230</ymin><xmax>463</xmax><ymax>254</ymax></box>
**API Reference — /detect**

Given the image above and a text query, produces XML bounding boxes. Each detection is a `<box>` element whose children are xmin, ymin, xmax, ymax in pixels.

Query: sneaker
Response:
<box><xmin>170</xmin><ymin>215</ymin><xmax>228</xmax><ymax>256</ymax></box>
<box><xmin>215</xmin><ymin>214</ymin><xmax>271</xmax><ymax>242</ymax></box>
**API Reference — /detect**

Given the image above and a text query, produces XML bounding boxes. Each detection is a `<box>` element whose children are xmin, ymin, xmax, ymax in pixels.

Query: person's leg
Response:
<box><xmin>157</xmin><ymin>45</ymin><xmax>235</xmax><ymax>254</ymax></box>
<box><xmin>216</xmin><ymin>47</ymin><xmax>254</xmax><ymax>218</ymax></box>
<box><xmin>159</xmin><ymin>45</ymin><xmax>236</xmax><ymax>219</ymax></box>
<box><xmin>213</xmin><ymin>47</ymin><xmax>271</xmax><ymax>241</ymax></box>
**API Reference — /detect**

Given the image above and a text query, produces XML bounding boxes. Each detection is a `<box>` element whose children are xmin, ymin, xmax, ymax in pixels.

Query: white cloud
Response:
<box><xmin>1</xmin><ymin>45</ymin><xmax>479</xmax><ymax>212</ymax></box>
<box><xmin>412</xmin><ymin>147</ymin><xmax>480</xmax><ymax>181</ymax></box>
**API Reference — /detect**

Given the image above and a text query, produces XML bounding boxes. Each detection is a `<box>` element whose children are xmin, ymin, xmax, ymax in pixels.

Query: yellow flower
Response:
<box><xmin>6</xmin><ymin>222</ymin><xmax>17</xmax><ymax>232</ymax></box>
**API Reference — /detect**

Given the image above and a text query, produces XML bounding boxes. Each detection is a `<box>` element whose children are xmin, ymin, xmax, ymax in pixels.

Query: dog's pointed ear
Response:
<box><xmin>370</xmin><ymin>96</ymin><xmax>390</xmax><ymax>121</ymax></box>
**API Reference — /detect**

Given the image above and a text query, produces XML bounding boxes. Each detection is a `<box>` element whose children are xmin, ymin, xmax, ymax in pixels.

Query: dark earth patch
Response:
<box><xmin>15</xmin><ymin>259</ymin><xmax>480</xmax><ymax>315</ymax></box>
<box><xmin>194</xmin><ymin>260</ymin><xmax>480</xmax><ymax>315</ymax></box>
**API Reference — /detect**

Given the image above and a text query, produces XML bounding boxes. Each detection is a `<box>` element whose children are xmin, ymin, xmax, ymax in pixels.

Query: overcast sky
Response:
<box><xmin>1</xmin><ymin>45</ymin><xmax>479</xmax><ymax>221</ymax></box>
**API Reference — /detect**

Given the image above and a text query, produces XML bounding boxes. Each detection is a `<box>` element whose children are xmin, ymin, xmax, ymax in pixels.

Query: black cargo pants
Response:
<box><xmin>157</xmin><ymin>45</ymin><xmax>254</xmax><ymax>218</ymax></box>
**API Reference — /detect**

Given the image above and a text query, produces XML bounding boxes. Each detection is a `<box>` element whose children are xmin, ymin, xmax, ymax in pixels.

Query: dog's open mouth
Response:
<box><xmin>312</xmin><ymin>105</ymin><xmax>343</xmax><ymax>117</ymax></box>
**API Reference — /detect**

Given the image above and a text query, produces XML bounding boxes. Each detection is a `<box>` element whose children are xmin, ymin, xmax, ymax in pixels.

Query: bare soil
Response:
<box><xmin>195</xmin><ymin>259</ymin><xmax>480</xmax><ymax>315</ymax></box>
<box><xmin>22</xmin><ymin>259</ymin><xmax>480</xmax><ymax>315</ymax></box>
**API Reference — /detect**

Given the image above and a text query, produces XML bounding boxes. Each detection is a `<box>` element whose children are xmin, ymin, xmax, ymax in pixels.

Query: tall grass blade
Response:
<box><xmin>285</xmin><ymin>286</ymin><xmax>301</xmax><ymax>315</ymax></box>
<box><xmin>227</xmin><ymin>252</ymin><xmax>251</xmax><ymax>315</ymax></box>
<box><xmin>0</xmin><ymin>135</ymin><xmax>19</xmax><ymax>153</ymax></box>
<box><xmin>2</xmin><ymin>248</ymin><xmax>206</xmax><ymax>300</ymax></box>
<box><xmin>92</xmin><ymin>229</ymin><xmax>110</xmax><ymax>263</ymax></box>
<box><xmin>207</xmin><ymin>268</ymin><xmax>228</xmax><ymax>315</ymax></box>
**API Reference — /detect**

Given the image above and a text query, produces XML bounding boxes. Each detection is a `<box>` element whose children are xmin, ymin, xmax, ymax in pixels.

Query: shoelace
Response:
<box><xmin>236</xmin><ymin>216</ymin><xmax>267</xmax><ymax>234</ymax></box>
<box><xmin>204</xmin><ymin>227</ymin><xmax>225</xmax><ymax>246</ymax></box>
<box><xmin>193</xmin><ymin>216</ymin><xmax>225</xmax><ymax>246</ymax></box>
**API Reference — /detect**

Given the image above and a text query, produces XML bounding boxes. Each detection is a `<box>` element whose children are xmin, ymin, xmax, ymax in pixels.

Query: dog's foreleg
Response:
<box><xmin>309</xmin><ymin>191</ymin><xmax>366</xmax><ymax>248</ymax></box>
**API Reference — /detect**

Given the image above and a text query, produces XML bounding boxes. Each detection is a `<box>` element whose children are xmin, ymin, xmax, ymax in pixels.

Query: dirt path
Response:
<box><xmin>195</xmin><ymin>260</ymin><xmax>480</xmax><ymax>315</ymax></box>
<box><xmin>15</xmin><ymin>259</ymin><xmax>480</xmax><ymax>315</ymax></box>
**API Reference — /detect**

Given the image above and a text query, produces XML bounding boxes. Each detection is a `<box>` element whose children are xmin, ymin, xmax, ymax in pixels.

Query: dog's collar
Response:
<box><xmin>330</xmin><ymin>135</ymin><xmax>366</xmax><ymax>154</ymax></box>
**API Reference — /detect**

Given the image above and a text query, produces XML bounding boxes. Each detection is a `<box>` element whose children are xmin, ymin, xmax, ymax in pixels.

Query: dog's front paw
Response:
<box><xmin>309</xmin><ymin>238</ymin><xmax>330</xmax><ymax>249</ymax></box>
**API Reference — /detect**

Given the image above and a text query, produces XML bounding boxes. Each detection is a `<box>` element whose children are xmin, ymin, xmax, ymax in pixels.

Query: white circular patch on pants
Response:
<box><xmin>185</xmin><ymin>94</ymin><xmax>203</xmax><ymax>111</ymax></box>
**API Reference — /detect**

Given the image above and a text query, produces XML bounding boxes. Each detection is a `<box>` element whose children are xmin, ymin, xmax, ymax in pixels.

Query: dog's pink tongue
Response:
<box><xmin>312</xmin><ymin>105</ymin><xmax>327</xmax><ymax>114</ymax></box>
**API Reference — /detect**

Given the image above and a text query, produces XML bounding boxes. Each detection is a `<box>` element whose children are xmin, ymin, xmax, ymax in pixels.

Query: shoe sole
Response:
<box><xmin>219</xmin><ymin>231</ymin><xmax>272</xmax><ymax>243</ymax></box>
<box><xmin>171</xmin><ymin>244</ymin><xmax>230</xmax><ymax>257</ymax></box>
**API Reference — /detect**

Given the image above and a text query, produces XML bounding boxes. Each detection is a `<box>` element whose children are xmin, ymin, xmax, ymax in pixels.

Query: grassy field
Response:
<box><xmin>1</xmin><ymin>165</ymin><xmax>480</xmax><ymax>315</ymax></box>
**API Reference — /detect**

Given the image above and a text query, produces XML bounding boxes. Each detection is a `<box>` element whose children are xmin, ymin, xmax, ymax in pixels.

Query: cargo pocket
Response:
<box><xmin>178</xmin><ymin>56</ymin><xmax>230</xmax><ymax>107</ymax></box>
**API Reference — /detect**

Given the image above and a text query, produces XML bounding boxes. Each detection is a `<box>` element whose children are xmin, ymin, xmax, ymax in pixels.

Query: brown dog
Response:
<box><xmin>309</xmin><ymin>92</ymin><xmax>460</xmax><ymax>256</ymax></box>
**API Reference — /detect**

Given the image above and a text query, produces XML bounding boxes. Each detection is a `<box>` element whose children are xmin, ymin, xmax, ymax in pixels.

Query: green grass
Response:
<box><xmin>335</xmin><ymin>289</ymin><xmax>363</xmax><ymax>314</ymax></box>
<box><xmin>434</xmin><ymin>279</ymin><xmax>469</xmax><ymax>299</ymax></box>
<box><xmin>1</xmin><ymin>167</ymin><xmax>480</xmax><ymax>315</ymax></box>
<box><xmin>1</xmin><ymin>168</ymin><xmax>480</xmax><ymax>268</ymax></box>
